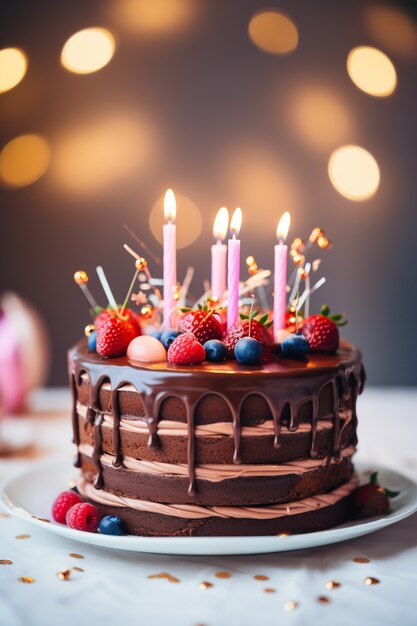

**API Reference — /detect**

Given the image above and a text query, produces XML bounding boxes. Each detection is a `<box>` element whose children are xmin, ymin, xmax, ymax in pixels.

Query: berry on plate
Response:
<box><xmin>224</xmin><ymin>314</ymin><xmax>272</xmax><ymax>358</ymax></box>
<box><xmin>234</xmin><ymin>337</ymin><xmax>263</xmax><ymax>365</ymax></box>
<box><xmin>280</xmin><ymin>333</ymin><xmax>309</xmax><ymax>358</ymax></box>
<box><xmin>96</xmin><ymin>316</ymin><xmax>138</xmax><ymax>358</ymax></box>
<box><xmin>52</xmin><ymin>490</ymin><xmax>83</xmax><ymax>524</ymax></box>
<box><xmin>353</xmin><ymin>471</ymin><xmax>400</xmax><ymax>519</ymax></box>
<box><xmin>167</xmin><ymin>332</ymin><xmax>206</xmax><ymax>365</ymax></box>
<box><xmin>99</xmin><ymin>515</ymin><xmax>125</xmax><ymax>535</ymax></box>
<box><xmin>178</xmin><ymin>309</ymin><xmax>222</xmax><ymax>344</ymax></box>
<box><xmin>66</xmin><ymin>502</ymin><xmax>100</xmax><ymax>532</ymax></box>
<box><xmin>204</xmin><ymin>339</ymin><xmax>227</xmax><ymax>362</ymax></box>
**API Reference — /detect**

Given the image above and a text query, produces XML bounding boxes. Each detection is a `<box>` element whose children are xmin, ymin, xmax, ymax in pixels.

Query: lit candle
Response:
<box><xmin>163</xmin><ymin>189</ymin><xmax>177</xmax><ymax>328</ymax></box>
<box><xmin>227</xmin><ymin>207</ymin><xmax>242</xmax><ymax>329</ymax></box>
<box><xmin>211</xmin><ymin>207</ymin><xmax>229</xmax><ymax>301</ymax></box>
<box><xmin>274</xmin><ymin>211</ymin><xmax>291</xmax><ymax>339</ymax></box>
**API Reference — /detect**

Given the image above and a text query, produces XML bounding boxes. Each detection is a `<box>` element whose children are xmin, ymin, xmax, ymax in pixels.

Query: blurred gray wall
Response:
<box><xmin>1</xmin><ymin>0</ymin><xmax>416</xmax><ymax>386</ymax></box>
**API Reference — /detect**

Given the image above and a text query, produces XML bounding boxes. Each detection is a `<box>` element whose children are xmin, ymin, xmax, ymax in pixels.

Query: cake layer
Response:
<box><xmin>78</xmin><ymin>474</ymin><xmax>358</xmax><ymax>536</ymax></box>
<box><xmin>78</xmin><ymin>442</ymin><xmax>354</xmax><ymax>505</ymax></box>
<box><xmin>76</xmin><ymin>405</ymin><xmax>356</xmax><ymax>464</ymax></box>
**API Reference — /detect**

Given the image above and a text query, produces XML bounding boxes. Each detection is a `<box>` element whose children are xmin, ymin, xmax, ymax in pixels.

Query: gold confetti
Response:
<box><xmin>0</xmin><ymin>560</ymin><xmax>13</xmax><ymax>565</ymax></box>
<box><xmin>68</xmin><ymin>553</ymin><xmax>84</xmax><ymax>559</ymax></box>
<box><xmin>254</xmin><ymin>574</ymin><xmax>269</xmax><ymax>581</ymax></box>
<box><xmin>283</xmin><ymin>601</ymin><xmax>298</xmax><ymax>612</ymax></box>
<box><xmin>199</xmin><ymin>581</ymin><xmax>213</xmax><ymax>590</ymax></box>
<box><xmin>277</xmin><ymin>532</ymin><xmax>289</xmax><ymax>537</ymax></box>
<box><xmin>147</xmin><ymin>572</ymin><xmax>180</xmax><ymax>583</ymax></box>
<box><xmin>0</xmin><ymin>512</ymin><xmax>11</xmax><ymax>518</ymax></box>
<box><xmin>353</xmin><ymin>557</ymin><xmax>370</xmax><ymax>564</ymax></box>
<box><xmin>15</xmin><ymin>534</ymin><xmax>31</xmax><ymax>540</ymax></box>
<box><xmin>18</xmin><ymin>577</ymin><xmax>35</xmax><ymax>584</ymax></box>
<box><xmin>325</xmin><ymin>580</ymin><xmax>341</xmax><ymax>590</ymax></box>
<box><xmin>31</xmin><ymin>516</ymin><xmax>50</xmax><ymax>523</ymax></box>
<box><xmin>214</xmin><ymin>571</ymin><xmax>231</xmax><ymax>579</ymax></box>
<box><xmin>73</xmin><ymin>567</ymin><xmax>85</xmax><ymax>573</ymax></box>
<box><xmin>317</xmin><ymin>596</ymin><xmax>331</xmax><ymax>604</ymax></box>
<box><xmin>364</xmin><ymin>577</ymin><xmax>380</xmax><ymax>586</ymax></box>
<box><xmin>57</xmin><ymin>569</ymin><xmax>71</xmax><ymax>581</ymax></box>
<box><xmin>264</xmin><ymin>588</ymin><xmax>276</xmax><ymax>593</ymax></box>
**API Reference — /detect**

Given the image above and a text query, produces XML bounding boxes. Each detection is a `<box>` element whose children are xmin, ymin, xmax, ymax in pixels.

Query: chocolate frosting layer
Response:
<box><xmin>69</xmin><ymin>339</ymin><xmax>365</xmax><ymax>497</ymax></box>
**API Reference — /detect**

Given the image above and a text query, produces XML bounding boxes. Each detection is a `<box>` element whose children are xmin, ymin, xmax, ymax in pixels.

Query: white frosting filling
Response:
<box><xmin>76</xmin><ymin>401</ymin><xmax>344</xmax><ymax>438</ymax></box>
<box><xmin>78</xmin><ymin>442</ymin><xmax>355</xmax><ymax>481</ymax></box>
<box><xmin>77</xmin><ymin>474</ymin><xmax>359</xmax><ymax>520</ymax></box>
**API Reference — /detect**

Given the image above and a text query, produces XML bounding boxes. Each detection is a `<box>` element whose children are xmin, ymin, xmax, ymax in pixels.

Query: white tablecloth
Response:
<box><xmin>0</xmin><ymin>388</ymin><xmax>416</xmax><ymax>626</ymax></box>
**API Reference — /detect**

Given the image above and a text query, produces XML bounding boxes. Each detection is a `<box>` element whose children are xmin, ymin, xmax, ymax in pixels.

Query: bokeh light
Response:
<box><xmin>248</xmin><ymin>10</ymin><xmax>298</xmax><ymax>56</ymax></box>
<box><xmin>0</xmin><ymin>134</ymin><xmax>50</xmax><ymax>187</ymax></box>
<box><xmin>0</xmin><ymin>48</ymin><xmax>27</xmax><ymax>93</ymax></box>
<box><xmin>61</xmin><ymin>27</ymin><xmax>115</xmax><ymax>74</ymax></box>
<box><xmin>328</xmin><ymin>145</ymin><xmax>380</xmax><ymax>201</ymax></box>
<box><xmin>288</xmin><ymin>84</ymin><xmax>354</xmax><ymax>152</ymax></box>
<box><xmin>52</xmin><ymin>113</ymin><xmax>152</xmax><ymax>196</ymax></box>
<box><xmin>347</xmin><ymin>46</ymin><xmax>396</xmax><ymax>97</ymax></box>
<box><xmin>111</xmin><ymin>0</ymin><xmax>197</xmax><ymax>36</ymax></box>
<box><xmin>149</xmin><ymin>193</ymin><xmax>202</xmax><ymax>249</ymax></box>
<box><xmin>365</xmin><ymin>5</ymin><xmax>417</xmax><ymax>59</ymax></box>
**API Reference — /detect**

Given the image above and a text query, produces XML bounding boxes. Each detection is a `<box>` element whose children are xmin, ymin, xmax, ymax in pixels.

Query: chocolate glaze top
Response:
<box><xmin>69</xmin><ymin>338</ymin><xmax>365</xmax><ymax>496</ymax></box>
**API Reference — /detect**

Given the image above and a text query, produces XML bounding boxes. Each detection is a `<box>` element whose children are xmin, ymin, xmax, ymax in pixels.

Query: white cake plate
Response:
<box><xmin>1</xmin><ymin>458</ymin><xmax>417</xmax><ymax>556</ymax></box>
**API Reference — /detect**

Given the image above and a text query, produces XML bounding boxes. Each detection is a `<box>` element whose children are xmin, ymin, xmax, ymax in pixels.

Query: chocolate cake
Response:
<box><xmin>69</xmin><ymin>338</ymin><xmax>365</xmax><ymax>536</ymax></box>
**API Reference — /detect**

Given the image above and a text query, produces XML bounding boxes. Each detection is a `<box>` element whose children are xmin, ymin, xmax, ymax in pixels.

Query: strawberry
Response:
<box><xmin>178</xmin><ymin>310</ymin><xmax>223</xmax><ymax>344</ymax></box>
<box><xmin>96</xmin><ymin>316</ymin><xmax>138</xmax><ymax>358</ymax></box>
<box><xmin>224</xmin><ymin>316</ymin><xmax>272</xmax><ymax>358</ymax></box>
<box><xmin>353</xmin><ymin>471</ymin><xmax>399</xmax><ymax>519</ymax></box>
<box><xmin>167</xmin><ymin>332</ymin><xmax>206</xmax><ymax>365</ymax></box>
<box><xmin>94</xmin><ymin>308</ymin><xmax>142</xmax><ymax>335</ymax></box>
<box><xmin>302</xmin><ymin>315</ymin><xmax>339</xmax><ymax>353</ymax></box>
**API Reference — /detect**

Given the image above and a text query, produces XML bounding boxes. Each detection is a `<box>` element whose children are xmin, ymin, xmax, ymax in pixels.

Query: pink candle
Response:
<box><xmin>273</xmin><ymin>211</ymin><xmax>291</xmax><ymax>339</ymax></box>
<box><xmin>227</xmin><ymin>207</ymin><xmax>242</xmax><ymax>329</ymax></box>
<box><xmin>211</xmin><ymin>207</ymin><xmax>229</xmax><ymax>301</ymax></box>
<box><xmin>163</xmin><ymin>189</ymin><xmax>177</xmax><ymax>328</ymax></box>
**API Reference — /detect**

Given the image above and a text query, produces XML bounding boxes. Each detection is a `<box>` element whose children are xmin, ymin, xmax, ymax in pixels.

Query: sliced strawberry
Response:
<box><xmin>167</xmin><ymin>332</ymin><xmax>206</xmax><ymax>365</ymax></box>
<box><xmin>224</xmin><ymin>319</ymin><xmax>272</xmax><ymax>358</ymax></box>
<box><xmin>96</xmin><ymin>316</ymin><xmax>138</xmax><ymax>358</ymax></box>
<box><xmin>178</xmin><ymin>310</ymin><xmax>223</xmax><ymax>344</ymax></box>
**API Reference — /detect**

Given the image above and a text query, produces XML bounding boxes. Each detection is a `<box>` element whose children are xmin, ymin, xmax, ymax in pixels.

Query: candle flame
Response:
<box><xmin>164</xmin><ymin>188</ymin><xmax>176</xmax><ymax>222</ymax></box>
<box><xmin>212</xmin><ymin>206</ymin><xmax>229</xmax><ymax>241</ymax></box>
<box><xmin>276</xmin><ymin>211</ymin><xmax>291</xmax><ymax>243</ymax></box>
<box><xmin>230</xmin><ymin>207</ymin><xmax>242</xmax><ymax>238</ymax></box>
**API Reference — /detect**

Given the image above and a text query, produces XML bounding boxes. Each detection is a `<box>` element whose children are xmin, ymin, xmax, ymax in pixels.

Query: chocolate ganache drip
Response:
<box><xmin>69</xmin><ymin>339</ymin><xmax>365</xmax><ymax>494</ymax></box>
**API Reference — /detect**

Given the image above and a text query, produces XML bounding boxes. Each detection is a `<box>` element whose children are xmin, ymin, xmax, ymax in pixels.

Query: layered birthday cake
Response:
<box><xmin>60</xmin><ymin>200</ymin><xmax>370</xmax><ymax>537</ymax></box>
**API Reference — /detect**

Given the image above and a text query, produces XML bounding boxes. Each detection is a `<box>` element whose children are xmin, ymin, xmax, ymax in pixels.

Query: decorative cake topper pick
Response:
<box><xmin>73</xmin><ymin>271</ymin><xmax>99</xmax><ymax>310</ymax></box>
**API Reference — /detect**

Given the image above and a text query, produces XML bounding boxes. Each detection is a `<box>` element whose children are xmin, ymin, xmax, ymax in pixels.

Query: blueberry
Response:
<box><xmin>87</xmin><ymin>331</ymin><xmax>97</xmax><ymax>352</ymax></box>
<box><xmin>234</xmin><ymin>337</ymin><xmax>262</xmax><ymax>365</ymax></box>
<box><xmin>150</xmin><ymin>330</ymin><xmax>163</xmax><ymax>341</ymax></box>
<box><xmin>281</xmin><ymin>333</ymin><xmax>309</xmax><ymax>358</ymax></box>
<box><xmin>204</xmin><ymin>339</ymin><xmax>227</xmax><ymax>362</ymax></box>
<box><xmin>99</xmin><ymin>515</ymin><xmax>125</xmax><ymax>536</ymax></box>
<box><xmin>160</xmin><ymin>329</ymin><xmax>181</xmax><ymax>349</ymax></box>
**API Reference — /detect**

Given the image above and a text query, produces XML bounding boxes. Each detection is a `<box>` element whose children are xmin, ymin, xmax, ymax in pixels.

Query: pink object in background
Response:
<box><xmin>227</xmin><ymin>208</ymin><xmax>242</xmax><ymax>330</ymax></box>
<box><xmin>163</xmin><ymin>189</ymin><xmax>177</xmax><ymax>328</ymax></box>
<box><xmin>0</xmin><ymin>293</ymin><xmax>50</xmax><ymax>415</ymax></box>
<box><xmin>211</xmin><ymin>207</ymin><xmax>229</xmax><ymax>301</ymax></box>
<box><xmin>273</xmin><ymin>212</ymin><xmax>291</xmax><ymax>340</ymax></box>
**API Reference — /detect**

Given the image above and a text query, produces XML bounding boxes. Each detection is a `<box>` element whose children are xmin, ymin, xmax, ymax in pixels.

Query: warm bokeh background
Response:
<box><xmin>1</xmin><ymin>0</ymin><xmax>416</xmax><ymax>386</ymax></box>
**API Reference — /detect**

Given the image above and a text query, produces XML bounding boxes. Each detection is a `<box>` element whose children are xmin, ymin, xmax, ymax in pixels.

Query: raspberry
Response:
<box><xmin>167</xmin><ymin>332</ymin><xmax>206</xmax><ymax>365</ymax></box>
<box><xmin>52</xmin><ymin>490</ymin><xmax>82</xmax><ymax>524</ymax></box>
<box><xmin>66</xmin><ymin>502</ymin><xmax>100</xmax><ymax>532</ymax></box>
